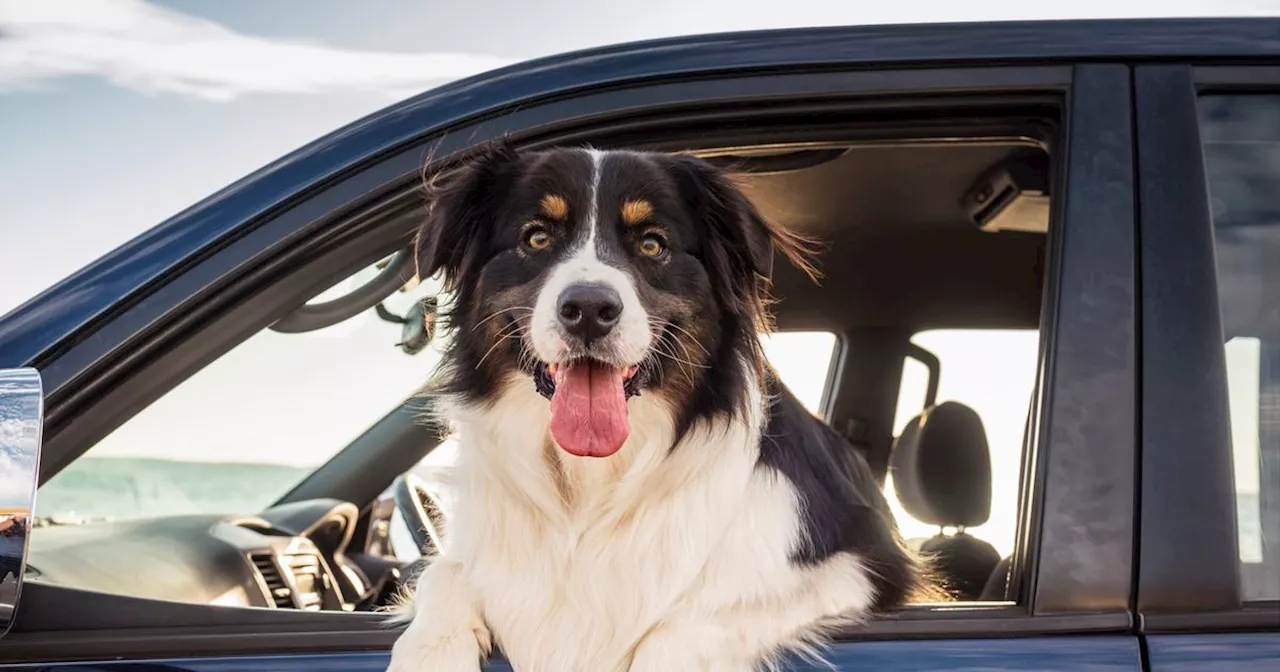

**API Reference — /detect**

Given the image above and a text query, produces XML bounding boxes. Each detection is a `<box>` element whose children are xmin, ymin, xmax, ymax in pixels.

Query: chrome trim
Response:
<box><xmin>0</xmin><ymin>368</ymin><xmax>43</xmax><ymax>639</ymax></box>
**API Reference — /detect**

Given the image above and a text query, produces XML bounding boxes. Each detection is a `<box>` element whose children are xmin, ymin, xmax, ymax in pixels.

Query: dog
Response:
<box><xmin>386</xmin><ymin>144</ymin><xmax>931</xmax><ymax>672</ymax></box>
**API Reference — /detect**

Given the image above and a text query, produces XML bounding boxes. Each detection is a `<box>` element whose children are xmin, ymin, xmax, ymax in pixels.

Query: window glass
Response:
<box><xmin>890</xmin><ymin>329</ymin><xmax>1040</xmax><ymax>559</ymax></box>
<box><xmin>36</xmin><ymin>262</ymin><xmax>446</xmax><ymax>523</ymax></box>
<box><xmin>1200</xmin><ymin>93</ymin><xmax>1280</xmax><ymax>602</ymax></box>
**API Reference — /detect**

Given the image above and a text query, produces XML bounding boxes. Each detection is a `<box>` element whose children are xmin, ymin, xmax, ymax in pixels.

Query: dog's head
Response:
<box><xmin>417</xmin><ymin>144</ymin><xmax>815</xmax><ymax>457</ymax></box>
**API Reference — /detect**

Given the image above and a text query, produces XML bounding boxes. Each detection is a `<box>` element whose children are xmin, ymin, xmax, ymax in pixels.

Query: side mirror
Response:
<box><xmin>0</xmin><ymin>368</ymin><xmax>43</xmax><ymax>640</ymax></box>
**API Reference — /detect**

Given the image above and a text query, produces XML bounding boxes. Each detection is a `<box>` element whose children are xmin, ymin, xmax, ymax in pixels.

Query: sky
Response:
<box><xmin>3</xmin><ymin>0</ymin><xmax>1274</xmax><ymax>554</ymax></box>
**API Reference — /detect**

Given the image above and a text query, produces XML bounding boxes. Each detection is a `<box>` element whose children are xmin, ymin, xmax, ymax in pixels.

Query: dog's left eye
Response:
<box><xmin>638</xmin><ymin>234</ymin><xmax>667</xmax><ymax>259</ymax></box>
<box><xmin>524</xmin><ymin>226</ymin><xmax>552</xmax><ymax>251</ymax></box>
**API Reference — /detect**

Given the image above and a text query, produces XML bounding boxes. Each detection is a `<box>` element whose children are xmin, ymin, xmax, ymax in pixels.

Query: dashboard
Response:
<box><xmin>25</xmin><ymin>498</ymin><xmax>391</xmax><ymax>612</ymax></box>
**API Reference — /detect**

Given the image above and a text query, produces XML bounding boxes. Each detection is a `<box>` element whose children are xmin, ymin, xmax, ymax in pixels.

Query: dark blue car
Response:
<box><xmin>1</xmin><ymin>18</ymin><xmax>1278</xmax><ymax>671</ymax></box>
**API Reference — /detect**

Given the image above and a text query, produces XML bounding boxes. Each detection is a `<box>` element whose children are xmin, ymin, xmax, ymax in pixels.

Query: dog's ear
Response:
<box><xmin>670</xmin><ymin>155</ymin><xmax>819</xmax><ymax>314</ymax></box>
<box><xmin>416</xmin><ymin>141</ymin><xmax>520</xmax><ymax>289</ymax></box>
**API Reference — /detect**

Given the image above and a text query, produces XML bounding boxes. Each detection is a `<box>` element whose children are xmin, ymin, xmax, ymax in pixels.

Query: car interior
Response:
<box><xmin>14</xmin><ymin>100</ymin><xmax>1058</xmax><ymax>643</ymax></box>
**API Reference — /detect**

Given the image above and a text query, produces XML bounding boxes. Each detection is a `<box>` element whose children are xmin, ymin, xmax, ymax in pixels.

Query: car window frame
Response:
<box><xmin>1133</xmin><ymin>63</ymin><xmax>1280</xmax><ymax>634</ymax></box>
<box><xmin>3</xmin><ymin>61</ymin><xmax>1141</xmax><ymax>661</ymax></box>
<box><xmin>1025</xmin><ymin>63</ymin><xmax>1137</xmax><ymax>619</ymax></box>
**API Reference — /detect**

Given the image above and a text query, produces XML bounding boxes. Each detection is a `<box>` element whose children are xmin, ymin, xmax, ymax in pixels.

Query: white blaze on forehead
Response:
<box><xmin>584</xmin><ymin>148</ymin><xmax>603</xmax><ymax>252</ymax></box>
<box><xmin>530</xmin><ymin>149</ymin><xmax>652</xmax><ymax>365</ymax></box>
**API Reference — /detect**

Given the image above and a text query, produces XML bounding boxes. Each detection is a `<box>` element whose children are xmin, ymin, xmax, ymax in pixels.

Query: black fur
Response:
<box><xmin>757</xmin><ymin>377</ymin><xmax>925</xmax><ymax>610</ymax></box>
<box><xmin>415</xmin><ymin>142</ymin><xmax>926</xmax><ymax>610</ymax></box>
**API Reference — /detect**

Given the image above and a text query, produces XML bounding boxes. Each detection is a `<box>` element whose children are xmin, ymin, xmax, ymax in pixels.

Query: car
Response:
<box><xmin>1</xmin><ymin>17</ymin><xmax>1278</xmax><ymax>672</ymax></box>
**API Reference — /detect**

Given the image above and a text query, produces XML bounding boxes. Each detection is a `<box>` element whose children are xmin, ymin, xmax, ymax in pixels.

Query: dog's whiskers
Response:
<box><xmin>647</xmin><ymin>319</ymin><xmax>712</xmax><ymax>382</ymax></box>
<box><xmin>647</xmin><ymin>317</ymin><xmax>711</xmax><ymax>356</ymax></box>
<box><xmin>476</xmin><ymin>319</ymin><xmax>531</xmax><ymax>370</ymax></box>
<box><xmin>649</xmin><ymin>334</ymin><xmax>710</xmax><ymax>379</ymax></box>
<box><xmin>473</xmin><ymin>306</ymin><xmax>535</xmax><ymax>332</ymax></box>
<box><xmin>646</xmin><ymin>318</ymin><xmax>710</xmax><ymax>370</ymax></box>
<box><xmin>516</xmin><ymin>338</ymin><xmax>539</xmax><ymax>374</ymax></box>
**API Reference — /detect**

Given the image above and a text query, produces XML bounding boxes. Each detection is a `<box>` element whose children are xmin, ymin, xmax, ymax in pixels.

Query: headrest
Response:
<box><xmin>890</xmin><ymin>401</ymin><xmax>992</xmax><ymax>528</ymax></box>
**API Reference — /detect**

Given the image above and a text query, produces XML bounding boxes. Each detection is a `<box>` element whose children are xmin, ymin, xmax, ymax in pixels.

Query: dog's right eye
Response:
<box><xmin>524</xmin><ymin>226</ymin><xmax>552</xmax><ymax>252</ymax></box>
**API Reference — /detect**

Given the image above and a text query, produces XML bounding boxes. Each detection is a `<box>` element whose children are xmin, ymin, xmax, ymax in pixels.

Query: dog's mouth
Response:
<box><xmin>534</xmin><ymin>360</ymin><xmax>643</xmax><ymax>399</ymax></box>
<box><xmin>533</xmin><ymin>359</ymin><xmax>643</xmax><ymax>459</ymax></box>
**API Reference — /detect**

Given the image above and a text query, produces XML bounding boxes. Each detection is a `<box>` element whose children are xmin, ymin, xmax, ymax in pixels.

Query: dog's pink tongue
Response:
<box><xmin>549</xmin><ymin>362</ymin><xmax>630</xmax><ymax>458</ymax></box>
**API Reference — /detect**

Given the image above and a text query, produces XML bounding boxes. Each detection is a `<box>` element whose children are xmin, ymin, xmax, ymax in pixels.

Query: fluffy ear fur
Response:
<box><xmin>415</xmin><ymin>141</ymin><xmax>521</xmax><ymax>289</ymax></box>
<box><xmin>669</xmin><ymin>155</ymin><xmax>819</xmax><ymax>329</ymax></box>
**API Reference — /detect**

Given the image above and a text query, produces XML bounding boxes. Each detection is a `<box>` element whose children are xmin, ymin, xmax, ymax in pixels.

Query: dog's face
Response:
<box><xmin>417</xmin><ymin>145</ymin><xmax>812</xmax><ymax>457</ymax></box>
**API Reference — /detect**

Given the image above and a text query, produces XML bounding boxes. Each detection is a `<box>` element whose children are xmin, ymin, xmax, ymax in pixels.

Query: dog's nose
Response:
<box><xmin>557</xmin><ymin>283</ymin><xmax>623</xmax><ymax>343</ymax></box>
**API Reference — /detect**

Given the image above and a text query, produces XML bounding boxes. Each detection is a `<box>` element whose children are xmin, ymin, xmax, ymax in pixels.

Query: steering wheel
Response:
<box><xmin>392</xmin><ymin>473</ymin><xmax>447</xmax><ymax>558</ymax></box>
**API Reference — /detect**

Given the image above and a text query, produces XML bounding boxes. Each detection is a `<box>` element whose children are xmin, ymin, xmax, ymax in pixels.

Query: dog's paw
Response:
<box><xmin>386</xmin><ymin>624</ymin><xmax>485</xmax><ymax>672</ymax></box>
<box><xmin>386</xmin><ymin>559</ymin><xmax>490</xmax><ymax>672</ymax></box>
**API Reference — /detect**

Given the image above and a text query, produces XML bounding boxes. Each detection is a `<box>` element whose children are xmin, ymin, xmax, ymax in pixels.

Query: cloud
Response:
<box><xmin>0</xmin><ymin>0</ymin><xmax>514</xmax><ymax>101</ymax></box>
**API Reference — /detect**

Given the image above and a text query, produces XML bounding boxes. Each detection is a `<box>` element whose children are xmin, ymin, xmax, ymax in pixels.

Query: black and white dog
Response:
<box><xmin>387</xmin><ymin>144</ymin><xmax>931</xmax><ymax>672</ymax></box>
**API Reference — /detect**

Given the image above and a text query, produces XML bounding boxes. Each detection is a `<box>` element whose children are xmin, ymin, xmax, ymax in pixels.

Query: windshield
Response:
<box><xmin>36</xmin><ymin>262</ymin><xmax>447</xmax><ymax>523</ymax></box>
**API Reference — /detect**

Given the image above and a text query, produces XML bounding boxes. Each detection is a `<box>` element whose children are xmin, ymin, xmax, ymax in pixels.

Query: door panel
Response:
<box><xmin>819</xmin><ymin>637</ymin><xmax>1142</xmax><ymax>671</ymax></box>
<box><xmin>0</xmin><ymin>637</ymin><xmax>1143</xmax><ymax>672</ymax></box>
<box><xmin>1146</xmin><ymin>634</ymin><xmax>1280</xmax><ymax>671</ymax></box>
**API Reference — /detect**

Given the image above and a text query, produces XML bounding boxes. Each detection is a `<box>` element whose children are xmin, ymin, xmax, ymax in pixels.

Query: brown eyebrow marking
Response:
<box><xmin>540</xmin><ymin>194</ymin><xmax>569</xmax><ymax>221</ymax></box>
<box><xmin>621</xmin><ymin>199</ymin><xmax>653</xmax><ymax>226</ymax></box>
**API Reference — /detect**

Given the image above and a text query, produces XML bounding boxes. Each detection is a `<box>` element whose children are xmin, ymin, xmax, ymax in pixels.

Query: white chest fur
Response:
<box><xmin>437</xmin><ymin>380</ymin><xmax>788</xmax><ymax>669</ymax></box>
<box><xmin>395</xmin><ymin>376</ymin><xmax>879</xmax><ymax>672</ymax></box>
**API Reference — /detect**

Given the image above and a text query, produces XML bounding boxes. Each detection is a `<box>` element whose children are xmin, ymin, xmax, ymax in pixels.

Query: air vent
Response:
<box><xmin>283</xmin><ymin>553</ymin><xmax>326</xmax><ymax>611</ymax></box>
<box><xmin>250</xmin><ymin>553</ymin><xmax>294</xmax><ymax>608</ymax></box>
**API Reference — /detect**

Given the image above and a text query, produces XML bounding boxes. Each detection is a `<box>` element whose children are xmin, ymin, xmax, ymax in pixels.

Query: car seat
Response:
<box><xmin>891</xmin><ymin>401</ymin><xmax>1001</xmax><ymax>601</ymax></box>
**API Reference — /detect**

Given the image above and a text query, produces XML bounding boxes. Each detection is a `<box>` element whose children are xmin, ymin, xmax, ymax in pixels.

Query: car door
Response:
<box><xmin>10</xmin><ymin>19</ymin><xmax>1277</xmax><ymax>672</ymax></box>
<box><xmin>1133</xmin><ymin>64</ymin><xmax>1280</xmax><ymax>670</ymax></box>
